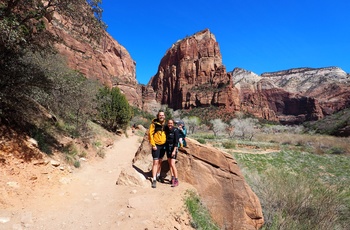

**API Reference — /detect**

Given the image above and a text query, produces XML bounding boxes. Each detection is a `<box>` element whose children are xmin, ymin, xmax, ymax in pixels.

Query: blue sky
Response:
<box><xmin>102</xmin><ymin>0</ymin><xmax>350</xmax><ymax>85</ymax></box>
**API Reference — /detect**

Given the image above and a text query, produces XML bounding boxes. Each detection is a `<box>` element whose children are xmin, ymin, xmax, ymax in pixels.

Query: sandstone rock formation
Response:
<box><xmin>148</xmin><ymin>29</ymin><xmax>349</xmax><ymax>125</ymax></box>
<box><xmin>46</xmin><ymin>4</ymin><xmax>142</xmax><ymax>108</ymax></box>
<box><xmin>261</xmin><ymin>67</ymin><xmax>350</xmax><ymax>116</ymax></box>
<box><xmin>121</xmin><ymin>134</ymin><xmax>264</xmax><ymax>230</ymax></box>
<box><xmin>231</xmin><ymin>68</ymin><xmax>325</xmax><ymax>124</ymax></box>
<box><xmin>148</xmin><ymin>29</ymin><xmax>238</xmax><ymax>111</ymax></box>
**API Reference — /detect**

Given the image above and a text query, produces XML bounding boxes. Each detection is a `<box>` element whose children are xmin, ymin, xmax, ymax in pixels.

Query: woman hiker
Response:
<box><xmin>165</xmin><ymin>119</ymin><xmax>180</xmax><ymax>187</ymax></box>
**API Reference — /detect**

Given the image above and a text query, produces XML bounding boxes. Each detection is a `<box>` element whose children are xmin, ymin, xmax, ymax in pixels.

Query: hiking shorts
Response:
<box><xmin>166</xmin><ymin>144</ymin><xmax>178</xmax><ymax>159</ymax></box>
<box><xmin>152</xmin><ymin>144</ymin><xmax>166</xmax><ymax>160</ymax></box>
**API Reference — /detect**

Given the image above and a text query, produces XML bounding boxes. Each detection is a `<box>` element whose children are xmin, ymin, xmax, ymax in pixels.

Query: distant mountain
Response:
<box><xmin>147</xmin><ymin>29</ymin><xmax>350</xmax><ymax>128</ymax></box>
<box><xmin>50</xmin><ymin>11</ymin><xmax>349</xmax><ymax>134</ymax></box>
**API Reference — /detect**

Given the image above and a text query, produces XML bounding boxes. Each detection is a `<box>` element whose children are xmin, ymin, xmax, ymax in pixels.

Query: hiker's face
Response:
<box><xmin>167</xmin><ymin>120</ymin><xmax>174</xmax><ymax>128</ymax></box>
<box><xmin>158</xmin><ymin>112</ymin><xmax>165</xmax><ymax>122</ymax></box>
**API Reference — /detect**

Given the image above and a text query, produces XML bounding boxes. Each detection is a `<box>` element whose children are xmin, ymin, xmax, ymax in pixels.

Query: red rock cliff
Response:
<box><xmin>46</xmin><ymin>5</ymin><xmax>142</xmax><ymax>108</ymax></box>
<box><xmin>148</xmin><ymin>29</ymin><xmax>239</xmax><ymax>111</ymax></box>
<box><xmin>148</xmin><ymin>28</ymin><xmax>350</xmax><ymax>124</ymax></box>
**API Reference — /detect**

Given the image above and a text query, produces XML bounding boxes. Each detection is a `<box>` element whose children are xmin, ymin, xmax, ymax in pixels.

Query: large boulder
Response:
<box><xmin>123</xmin><ymin>134</ymin><xmax>264</xmax><ymax>229</ymax></box>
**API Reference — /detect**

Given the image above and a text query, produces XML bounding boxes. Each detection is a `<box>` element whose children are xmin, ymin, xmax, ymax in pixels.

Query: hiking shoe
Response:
<box><xmin>171</xmin><ymin>178</ymin><xmax>175</xmax><ymax>187</ymax></box>
<box><xmin>152</xmin><ymin>180</ymin><xmax>156</xmax><ymax>188</ymax></box>
<box><xmin>172</xmin><ymin>179</ymin><xmax>179</xmax><ymax>187</ymax></box>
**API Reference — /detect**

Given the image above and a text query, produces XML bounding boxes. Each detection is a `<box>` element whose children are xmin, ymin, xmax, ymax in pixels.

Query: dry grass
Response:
<box><xmin>255</xmin><ymin>133</ymin><xmax>350</xmax><ymax>155</ymax></box>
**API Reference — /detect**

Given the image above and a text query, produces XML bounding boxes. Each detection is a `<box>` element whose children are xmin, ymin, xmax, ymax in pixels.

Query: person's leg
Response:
<box><xmin>170</xmin><ymin>158</ymin><xmax>178</xmax><ymax>179</ymax></box>
<box><xmin>151</xmin><ymin>145</ymin><xmax>162</xmax><ymax>188</ymax></box>
<box><xmin>167</xmin><ymin>157</ymin><xmax>174</xmax><ymax>184</ymax></box>
<box><xmin>170</xmin><ymin>158</ymin><xmax>179</xmax><ymax>187</ymax></box>
<box><xmin>156</xmin><ymin>159</ymin><xmax>161</xmax><ymax>179</ymax></box>
<box><xmin>156</xmin><ymin>145</ymin><xmax>166</xmax><ymax>181</ymax></box>
<box><xmin>152</xmin><ymin>159</ymin><xmax>159</xmax><ymax>180</ymax></box>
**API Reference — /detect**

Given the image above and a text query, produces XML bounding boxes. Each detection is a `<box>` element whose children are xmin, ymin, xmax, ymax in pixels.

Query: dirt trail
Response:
<box><xmin>0</xmin><ymin>132</ymin><xmax>193</xmax><ymax>230</ymax></box>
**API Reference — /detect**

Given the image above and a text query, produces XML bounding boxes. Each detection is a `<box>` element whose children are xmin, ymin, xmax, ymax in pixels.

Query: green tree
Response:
<box><xmin>96</xmin><ymin>87</ymin><xmax>132</xmax><ymax>132</ymax></box>
<box><xmin>0</xmin><ymin>0</ymin><xmax>106</xmax><ymax>52</ymax></box>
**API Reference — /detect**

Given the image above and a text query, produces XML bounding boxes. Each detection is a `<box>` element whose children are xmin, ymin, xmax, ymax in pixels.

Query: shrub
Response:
<box><xmin>73</xmin><ymin>160</ymin><xmax>81</xmax><ymax>168</ymax></box>
<box><xmin>62</xmin><ymin>142</ymin><xmax>78</xmax><ymax>165</ymax></box>
<box><xmin>196</xmin><ymin>138</ymin><xmax>206</xmax><ymax>144</ymax></box>
<box><xmin>95</xmin><ymin>86</ymin><xmax>133</xmax><ymax>132</ymax></box>
<box><xmin>222</xmin><ymin>141</ymin><xmax>236</xmax><ymax>149</ymax></box>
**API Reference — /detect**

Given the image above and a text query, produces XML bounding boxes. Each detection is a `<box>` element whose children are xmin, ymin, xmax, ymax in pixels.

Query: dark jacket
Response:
<box><xmin>165</xmin><ymin>126</ymin><xmax>179</xmax><ymax>148</ymax></box>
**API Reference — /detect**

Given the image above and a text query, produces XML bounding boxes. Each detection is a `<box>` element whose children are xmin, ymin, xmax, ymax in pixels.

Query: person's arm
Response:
<box><xmin>148</xmin><ymin>123</ymin><xmax>156</xmax><ymax>148</ymax></box>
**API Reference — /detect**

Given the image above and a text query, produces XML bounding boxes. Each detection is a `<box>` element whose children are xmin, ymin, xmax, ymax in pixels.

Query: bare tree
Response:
<box><xmin>210</xmin><ymin>119</ymin><xmax>227</xmax><ymax>137</ymax></box>
<box><xmin>182</xmin><ymin>116</ymin><xmax>200</xmax><ymax>134</ymax></box>
<box><xmin>230</xmin><ymin>118</ymin><xmax>258</xmax><ymax>140</ymax></box>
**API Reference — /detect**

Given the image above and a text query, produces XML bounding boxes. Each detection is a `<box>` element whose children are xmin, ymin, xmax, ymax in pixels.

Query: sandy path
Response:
<box><xmin>0</xmin><ymin>132</ymin><xmax>193</xmax><ymax>230</ymax></box>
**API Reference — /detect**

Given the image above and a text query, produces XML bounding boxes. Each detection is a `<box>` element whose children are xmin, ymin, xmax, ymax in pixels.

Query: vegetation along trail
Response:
<box><xmin>0</xmin><ymin>131</ymin><xmax>193</xmax><ymax>230</ymax></box>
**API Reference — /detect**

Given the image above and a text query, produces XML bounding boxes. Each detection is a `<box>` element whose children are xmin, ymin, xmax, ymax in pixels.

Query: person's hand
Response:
<box><xmin>152</xmin><ymin>146</ymin><xmax>157</xmax><ymax>150</ymax></box>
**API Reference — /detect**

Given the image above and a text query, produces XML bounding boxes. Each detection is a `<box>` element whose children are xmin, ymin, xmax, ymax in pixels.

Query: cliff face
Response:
<box><xmin>261</xmin><ymin>67</ymin><xmax>350</xmax><ymax>116</ymax></box>
<box><xmin>231</xmin><ymin>68</ymin><xmax>325</xmax><ymax>124</ymax></box>
<box><xmin>148</xmin><ymin>29</ymin><xmax>238</xmax><ymax>110</ymax></box>
<box><xmin>148</xmin><ymin>29</ymin><xmax>349</xmax><ymax>124</ymax></box>
<box><xmin>46</xmin><ymin>6</ymin><xmax>142</xmax><ymax>108</ymax></box>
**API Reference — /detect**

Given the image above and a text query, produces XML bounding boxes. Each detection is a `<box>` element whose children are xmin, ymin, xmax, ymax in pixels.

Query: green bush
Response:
<box><xmin>62</xmin><ymin>142</ymin><xmax>78</xmax><ymax>164</ymax></box>
<box><xmin>196</xmin><ymin>138</ymin><xmax>206</xmax><ymax>144</ymax></box>
<box><xmin>222</xmin><ymin>141</ymin><xmax>236</xmax><ymax>149</ymax></box>
<box><xmin>96</xmin><ymin>87</ymin><xmax>133</xmax><ymax>132</ymax></box>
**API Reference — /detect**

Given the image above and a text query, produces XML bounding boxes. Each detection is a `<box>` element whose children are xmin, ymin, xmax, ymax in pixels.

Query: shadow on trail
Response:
<box><xmin>132</xmin><ymin>160</ymin><xmax>171</xmax><ymax>184</ymax></box>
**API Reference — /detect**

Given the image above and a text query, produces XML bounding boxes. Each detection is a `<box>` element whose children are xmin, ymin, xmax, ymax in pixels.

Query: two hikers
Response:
<box><xmin>148</xmin><ymin>111</ymin><xmax>186</xmax><ymax>188</ymax></box>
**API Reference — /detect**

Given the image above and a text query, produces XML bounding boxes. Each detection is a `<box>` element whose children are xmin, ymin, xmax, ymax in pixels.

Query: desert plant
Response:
<box><xmin>62</xmin><ymin>142</ymin><xmax>79</xmax><ymax>165</ymax></box>
<box><xmin>95</xmin><ymin>86</ymin><xmax>133</xmax><ymax>132</ymax></box>
<box><xmin>222</xmin><ymin>141</ymin><xmax>236</xmax><ymax>149</ymax></box>
<box><xmin>245</xmin><ymin>168</ymin><xmax>344</xmax><ymax>230</ymax></box>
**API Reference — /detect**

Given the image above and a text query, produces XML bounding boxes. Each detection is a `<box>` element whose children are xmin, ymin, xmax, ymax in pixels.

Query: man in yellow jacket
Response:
<box><xmin>148</xmin><ymin>110</ymin><xmax>166</xmax><ymax>188</ymax></box>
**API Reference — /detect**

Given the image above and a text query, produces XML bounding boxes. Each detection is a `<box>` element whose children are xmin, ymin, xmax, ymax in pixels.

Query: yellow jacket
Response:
<box><xmin>148</xmin><ymin>118</ymin><xmax>166</xmax><ymax>147</ymax></box>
